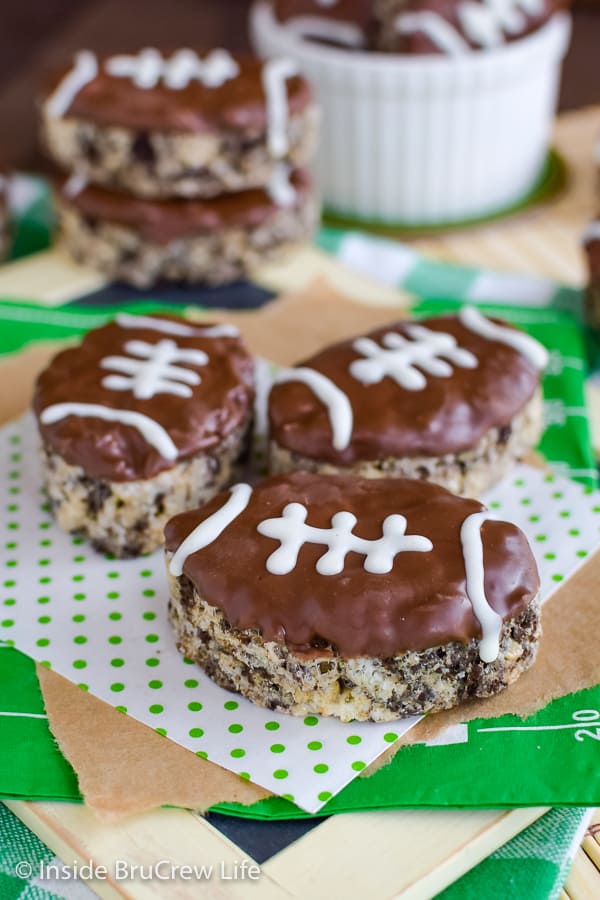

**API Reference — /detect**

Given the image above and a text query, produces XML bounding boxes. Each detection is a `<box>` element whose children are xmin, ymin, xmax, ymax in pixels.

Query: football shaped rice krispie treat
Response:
<box><xmin>165</xmin><ymin>472</ymin><xmax>541</xmax><ymax>722</ymax></box>
<box><xmin>33</xmin><ymin>314</ymin><xmax>254</xmax><ymax>557</ymax></box>
<box><xmin>57</xmin><ymin>168</ymin><xmax>318</xmax><ymax>288</ymax></box>
<box><xmin>41</xmin><ymin>49</ymin><xmax>318</xmax><ymax>199</ymax></box>
<box><xmin>268</xmin><ymin>307</ymin><xmax>548</xmax><ymax>496</ymax></box>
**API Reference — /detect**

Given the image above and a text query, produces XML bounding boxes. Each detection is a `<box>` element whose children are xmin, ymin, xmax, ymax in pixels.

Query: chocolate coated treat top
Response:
<box><xmin>268</xmin><ymin>311</ymin><xmax>545</xmax><ymax>464</ymax></box>
<box><xmin>34</xmin><ymin>314</ymin><xmax>254</xmax><ymax>482</ymax></box>
<box><xmin>44</xmin><ymin>50</ymin><xmax>313</xmax><ymax>135</ymax></box>
<box><xmin>165</xmin><ymin>472</ymin><xmax>540</xmax><ymax>658</ymax></box>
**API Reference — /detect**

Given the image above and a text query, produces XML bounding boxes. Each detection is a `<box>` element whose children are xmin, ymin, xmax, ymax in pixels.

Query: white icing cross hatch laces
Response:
<box><xmin>350</xmin><ymin>325</ymin><xmax>479</xmax><ymax>391</ymax></box>
<box><xmin>395</xmin><ymin>0</ymin><xmax>544</xmax><ymax>53</ymax></box>
<box><xmin>257</xmin><ymin>503</ymin><xmax>433</xmax><ymax>576</ymax></box>
<box><xmin>105</xmin><ymin>48</ymin><xmax>240</xmax><ymax>90</ymax></box>
<box><xmin>101</xmin><ymin>339</ymin><xmax>209</xmax><ymax>399</ymax></box>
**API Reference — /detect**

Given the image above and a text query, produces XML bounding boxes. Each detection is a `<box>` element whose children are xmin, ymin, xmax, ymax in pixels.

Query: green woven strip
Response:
<box><xmin>436</xmin><ymin>807</ymin><xmax>591</xmax><ymax>900</ymax></box>
<box><xmin>0</xmin><ymin>802</ymin><xmax>65</xmax><ymax>900</ymax></box>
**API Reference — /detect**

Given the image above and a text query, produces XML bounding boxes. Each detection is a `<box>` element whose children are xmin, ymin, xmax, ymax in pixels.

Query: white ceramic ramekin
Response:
<box><xmin>250</xmin><ymin>2</ymin><xmax>571</xmax><ymax>226</ymax></box>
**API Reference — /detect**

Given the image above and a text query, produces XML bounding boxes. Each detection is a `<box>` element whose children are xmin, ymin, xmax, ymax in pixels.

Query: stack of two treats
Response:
<box><xmin>41</xmin><ymin>48</ymin><xmax>319</xmax><ymax>287</ymax></box>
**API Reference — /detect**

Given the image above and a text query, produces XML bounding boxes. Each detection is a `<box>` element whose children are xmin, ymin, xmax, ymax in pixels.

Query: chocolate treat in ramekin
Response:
<box><xmin>164</xmin><ymin>472</ymin><xmax>541</xmax><ymax>722</ymax></box>
<box><xmin>273</xmin><ymin>0</ymin><xmax>373</xmax><ymax>47</ymax></box>
<box><xmin>33</xmin><ymin>314</ymin><xmax>254</xmax><ymax>557</ymax></box>
<box><xmin>268</xmin><ymin>308</ymin><xmax>547</xmax><ymax>496</ymax></box>
<box><xmin>57</xmin><ymin>168</ymin><xmax>318</xmax><ymax>288</ymax></box>
<box><xmin>374</xmin><ymin>0</ymin><xmax>558</xmax><ymax>53</ymax></box>
<box><xmin>41</xmin><ymin>49</ymin><xmax>318</xmax><ymax>199</ymax></box>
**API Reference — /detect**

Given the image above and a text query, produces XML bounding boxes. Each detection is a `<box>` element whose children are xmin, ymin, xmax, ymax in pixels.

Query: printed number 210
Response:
<box><xmin>573</xmin><ymin>710</ymin><xmax>600</xmax><ymax>742</ymax></box>
<box><xmin>575</xmin><ymin>727</ymin><xmax>600</xmax><ymax>742</ymax></box>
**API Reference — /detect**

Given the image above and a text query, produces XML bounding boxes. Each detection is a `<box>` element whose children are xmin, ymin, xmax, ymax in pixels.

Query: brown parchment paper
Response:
<box><xmin>3</xmin><ymin>281</ymin><xmax>600</xmax><ymax>820</ymax></box>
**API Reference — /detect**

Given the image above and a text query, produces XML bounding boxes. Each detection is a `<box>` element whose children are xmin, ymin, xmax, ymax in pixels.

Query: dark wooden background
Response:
<box><xmin>0</xmin><ymin>0</ymin><xmax>598</xmax><ymax>171</ymax></box>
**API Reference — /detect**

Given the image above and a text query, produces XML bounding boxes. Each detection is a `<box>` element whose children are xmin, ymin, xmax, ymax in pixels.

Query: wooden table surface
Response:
<box><xmin>0</xmin><ymin>0</ymin><xmax>599</xmax><ymax>172</ymax></box>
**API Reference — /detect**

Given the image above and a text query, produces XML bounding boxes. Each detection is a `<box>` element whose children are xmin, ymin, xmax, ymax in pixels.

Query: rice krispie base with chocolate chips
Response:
<box><xmin>43</xmin><ymin>420</ymin><xmax>250</xmax><ymax>558</ymax></box>
<box><xmin>270</xmin><ymin>387</ymin><xmax>544</xmax><ymax>497</ymax></box>
<box><xmin>58</xmin><ymin>170</ymin><xmax>319</xmax><ymax>288</ymax></box>
<box><xmin>44</xmin><ymin>104</ymin><xmax>319</xmax><ymax>199</ymax></box>
<box><xmin>168</xmin><ymin>572</ymin><xmax>541</xmax><ymax>722</ymax></box>
<box><xmin>164</xmin><ymin>472</ymin><xmax>542</xmax><ymax>721</ymax></box>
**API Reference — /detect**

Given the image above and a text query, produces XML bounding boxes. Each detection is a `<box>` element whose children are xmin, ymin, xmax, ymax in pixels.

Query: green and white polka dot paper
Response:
<box><xmin>2</xmin><ymin>416</ymin><xmax>600</xmax><ymax>813</ymax></box>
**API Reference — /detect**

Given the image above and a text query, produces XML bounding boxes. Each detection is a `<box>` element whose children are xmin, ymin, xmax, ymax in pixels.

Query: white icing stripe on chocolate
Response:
<box><xmin>459</xmin><ymin>0</ymin><xmax>543</xmax><ymax>47</ymax></box>
<box><xmin>63</xmin><ymin>172</ymin><xmax>88</xmax><ymax>198</ymax></box>
<box><xmin>459</xmin><ymin>306</ymin><xmax>548</xmax><ymax>369</ymax></box>
<box><xmin>258</xmin><ymin>503</ymin><xmax>433</xmax><ymax>576</ymax></box>
<box><xmin>262</xmin><ymin>58</ymin><xmax>300</xmax><ymax>159</ymax></box>
<box><xmin>396</xmin><ymin>0</ymin><xmax>544</xmax><ymax>53</ymax></box>
<box><xmin>115</xmin><ymin>314</ymin><xmax>240</xmax><ymax>339</ymax></box>
<box><xmin>46</xmin><ymin>51</ymin><xmax>98</xmax><ymax>118</ymax></box>
<box><xmin>286</xmin><ymin>16</ymin><xmax>366</xmax><ymax>48</ymax></box>
<box><xmin>350</xmin><ymin>326</ymin><xmax>478</xmax><ymax>391</ymax></box>
<box><xmin>105</xmin><ymin>48</ymin><xmax>239</xmax><ymax>90</ymax></box>
<box><xmin>395</xmin><ymin>11</ymin><xmax>470</xmax><ymax>54</ymax></box>
<box><xmin>101</xmin><ymin>339</ymin><xmax>208</xmax><ymax>399</ymax></box>
<box><xmin>267</xmin><ymin>164</ymin><xmax>297</xmax><ymax>208</ymax></box>
<box><xmin>582</xmin><ymin>221</ymin><xmax>600</xmax><ymax>246</ymax></box>
<box><xmin>274</xmin><ymin>367</ymin><xmax>353</xmax><ymax>451</ymax></box>
<box><xmin>40</xmin><ymin>403</ymin><xmax>178</xmax><ymax>460</ymax></box>
<box><xmin>460</xmin><ymin>511</ymin><xmax>504</xmax><ymax>662</ymax></box>
<box><xmin>169</xmin><ymin>483</ymin><xmax>253</xmax><ymax>576</ymax></box>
